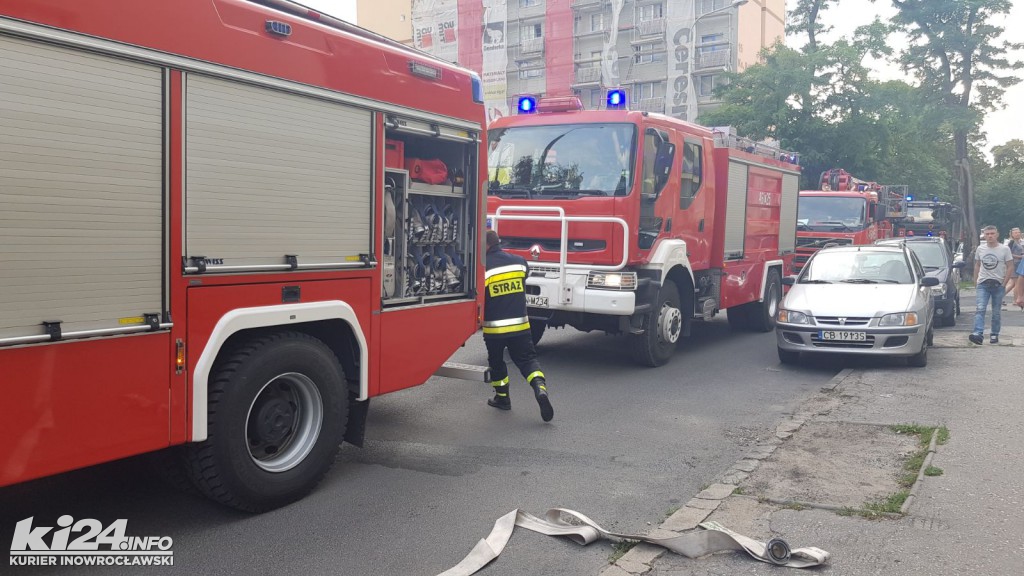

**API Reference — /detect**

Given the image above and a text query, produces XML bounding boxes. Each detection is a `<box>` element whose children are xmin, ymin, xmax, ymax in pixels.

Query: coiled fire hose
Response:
<box><xmin>437</xmin><ymin>508</ymin><xmax>829</xmax><ymax>576</ymax></box>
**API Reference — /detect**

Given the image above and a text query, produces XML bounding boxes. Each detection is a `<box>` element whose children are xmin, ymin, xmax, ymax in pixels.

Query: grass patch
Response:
<box><xmin>733</xmin><ymin>487</ymin><xmax>746</xmax><ymax>496</ymax></box>
<box><xmin>664</xmin><ymin>505</ymin><xmax>680</xmax><ymax>519</ymax></box>
<box><xmin>890</xmin><ymin>424</ymin><xmax>950</xmax><ymax>488</ymax></box>
<box><xmin>864</xmin><ymin>491</ymin><xmax>909</xmax><ymax>514</ymax></box>
<box><xmin>608</xmin><ymin>540</ymin><xmax>638</xmax><ymax>564</ymax></box>
<box><xmin>782</xmin><ymin>501</ymin><xmax>805</xmax><ymax>511</ymax></box>
<box><xmin>925</xmin><ymin>466</ymin><xmax>944</xmax><ymax>476</ymax></box>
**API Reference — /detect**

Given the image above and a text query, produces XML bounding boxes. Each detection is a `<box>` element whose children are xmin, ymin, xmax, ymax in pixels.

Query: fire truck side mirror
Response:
<box><xmin>872</xmin><ymin>202</ymin><xmax>887</xmax><ymax>222</ymax></box>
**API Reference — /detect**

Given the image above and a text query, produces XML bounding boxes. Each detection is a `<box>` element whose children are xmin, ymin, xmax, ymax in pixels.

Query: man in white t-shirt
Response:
<box><xmin>971</xmin><ymin>225</ymin><xmax>1014</xmax><ymax>344</ymax></box>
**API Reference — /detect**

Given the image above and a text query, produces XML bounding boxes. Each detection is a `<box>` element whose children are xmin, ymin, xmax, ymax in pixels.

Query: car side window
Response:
<box><xmin>909</xmin><ymin>252</ymin><xmax>925</xmax><ymax>280</ymax></box>
<box><xmin>680</xmin><ymin>140</ymin><xmax>703</xmax><ymax>209</ymax></box>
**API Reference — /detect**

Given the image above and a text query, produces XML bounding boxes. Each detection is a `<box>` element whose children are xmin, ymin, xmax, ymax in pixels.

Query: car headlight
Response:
<box><xmin>879</xmin><ymin>312</ymin><xmax>919</xmax><ymax>326</ymax></box>
<box><xmin>930</xmin><ymin>283</ymin><xmax>947</xmax><ymax>296</ymax></box>
<box><xmin>778</xmin><ymin>309</ymin><xmax>811</xmax><ymax>325</ymax></box>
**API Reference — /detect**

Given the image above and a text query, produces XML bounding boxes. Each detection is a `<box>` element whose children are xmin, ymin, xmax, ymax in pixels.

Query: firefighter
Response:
<box><xmin>482</xmin><ymin>230</ymin><xmax>554</xmax><ymax>422</ymax></box>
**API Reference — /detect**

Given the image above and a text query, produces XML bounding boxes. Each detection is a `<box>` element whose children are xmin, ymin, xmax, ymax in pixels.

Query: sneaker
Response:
<box><xmin>968</xmin><ymin>333</ymin><xmax>983</xmax><ymax>345</ymax></box>
<box><xmin>990</xmin><ymin>335</ymin><xmax>999</xmax><ymax>344</ymax></box>
<box><xmin>487</xmin><ymin>395</ymin><xmax>511</xmax><ymax>411</ymax></box>
<box><xmin>531</xmin><ymin>378</ymin><xmax>554</xmax><ymax>422</ymax></box>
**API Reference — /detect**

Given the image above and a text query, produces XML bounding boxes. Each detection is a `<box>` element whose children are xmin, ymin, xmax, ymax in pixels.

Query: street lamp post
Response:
<box><xmin>686</xmin><ymin>0</ymin><xmax>748</xmax><ymax>121</ymax></box>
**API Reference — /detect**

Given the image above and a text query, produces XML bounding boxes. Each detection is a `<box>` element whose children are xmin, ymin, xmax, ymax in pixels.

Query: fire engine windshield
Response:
<box><xmin>487</xmin><ymin>123</ymin><xmax>637</xmax><ymax>198</ymax></box>
<box><xmin>906</xmin><ymin>206</ymin><xmax>935</xmax><ymax>222</ymax></box>
<box><xmin>797</xmin><ymin>197</ymin><xmax>867</xmax><ymax>231</ymax></box>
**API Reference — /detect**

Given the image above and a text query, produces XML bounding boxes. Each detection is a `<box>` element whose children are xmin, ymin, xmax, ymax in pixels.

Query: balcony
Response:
<box><xmin>637</xmin><ymin>97</ymin><xmax>665</xmax><ymax>113</ymax></box>
<box><xmin>513</xmin><ymin>1</ymin><xmax>546</xmax><ymax>20</ymax></box>
<box><xmin>573</xmin><ymin>66</ymin><xmax>602</xmax><ymax>85</ymax></box>
<box><xmin>572</xmin><ymin>0</ymin><xmax>606</xmax><ymax>8</ymax></box>
<box><xmin>635</xmin><ymin>18</ymin><xmax>666</xmax><ymax>38</ymax></box>
<box><xmin>521</xmin><ymin>37</ymin><xmax>545</xmax><ymax>54</ymax></box>
<box><xmin>697</xmin><ymin>49</ymin><xmax>731</xmax><ymax>69</ymax></box>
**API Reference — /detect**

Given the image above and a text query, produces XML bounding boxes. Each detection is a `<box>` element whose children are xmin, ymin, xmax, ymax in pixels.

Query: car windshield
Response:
<box><xmin>802</xmin><ymin>251</ymin><xmax>913</xmax><ymax>284</ymax></box>
<box><xmin>905</xmin><ymin>242</ymin><xmax>947</xmax><ymax>269</ymax></box>
<box><xmin>487</xmin><ymin>123</ymin><xmax>637</xmax><ymax>198</ymax></box>
<box><xmin>906</xmin><ymin>206</ymin><xmax>935</xmax><ymax>222</ymax></box>
<box><xmin>797</xmin><ymin>197</ymin><xmax>867</xmax><ymax>230</ymax></box>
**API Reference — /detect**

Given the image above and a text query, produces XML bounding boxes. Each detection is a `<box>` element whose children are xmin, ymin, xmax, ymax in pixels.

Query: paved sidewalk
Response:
<box><xmin>607</xmin><ymin>288</ymin><xmax>1024</xmax><ymax>575</ymax></box>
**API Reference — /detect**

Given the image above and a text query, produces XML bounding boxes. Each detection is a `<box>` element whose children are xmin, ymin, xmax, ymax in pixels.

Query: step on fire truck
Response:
<box><xmin>897</xmin><ymin>197</ymin><xmax>963</xmax><ymax>252</ymax></box>
<box><xmin>487</xmin><ymin>94</ymin><xmax>801</xmax><ymax>367</ymax></box>
<box><xmin>0</xmin><ymin>0</ymin><xmax>487</xmax><ymax>511</ymax></box>
<box><xmin>793</xmin><ymin>169</ymin><xmax>908</xmax><ymax>271</ymax></box>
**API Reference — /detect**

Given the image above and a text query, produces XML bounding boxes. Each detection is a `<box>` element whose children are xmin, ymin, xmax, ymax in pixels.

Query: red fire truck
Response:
<box><xmin>793</xmin><ymin>169</ymin><xmax>908</xmax><ymax>271</ymax></box>
<box><xmin>0</xmin><ymin>0</ymin><xmax>487</xmax><ymax>511</ymax></box>
<box><xmin>487</xmin><ymin>95</ymin><xmax>801</xmax><ymax>367</ymax></box>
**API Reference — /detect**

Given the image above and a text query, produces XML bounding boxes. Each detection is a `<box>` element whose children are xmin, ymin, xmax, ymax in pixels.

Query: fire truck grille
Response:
<box><xmin>502</xmin><ymin>237</ymin><xmax>606</xmax><ymax>252</ymax></box>
<box><xmin>796</xmin><ymin>237</ymin><xmax>854</xmax><ymax>248</ymax></box>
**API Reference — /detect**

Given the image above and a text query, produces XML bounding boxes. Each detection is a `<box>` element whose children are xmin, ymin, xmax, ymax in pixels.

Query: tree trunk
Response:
<box><xmin>954</xmin><ymin>128</ymin><xmax>978</xmax><ymax>280</ymax></box>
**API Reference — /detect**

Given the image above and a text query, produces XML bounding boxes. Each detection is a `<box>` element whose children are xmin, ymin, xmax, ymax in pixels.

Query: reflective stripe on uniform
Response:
<box><xmin>486</xmin><ymin>263</ymin><xmax>528</xmax><ymax>280</ymax></box>
<box><xmin>482</xmin><ymin>322</ymin><xmax>530</xmax><ymax>335</ymax></box>
<box><xmin>492</xmin><ymin>377</ymin><xmax>510</xmax><ymax>389</ymax></box>
<box><xmin>486</xmin><ymin>270</ymin><xmax>527</xmax><ymax>286</ymax></box>
<box><xmin>483</xmin><ymin>316</ymin><xmax>530</xmax><ymax>328</ymax></box>
<box><xmin>527</xmin><ymin>371</ymin><xmax>545</xmax><ymax>383</ymax></box>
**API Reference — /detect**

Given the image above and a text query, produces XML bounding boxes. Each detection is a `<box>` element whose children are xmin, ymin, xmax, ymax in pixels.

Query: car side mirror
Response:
<box><xmin>873</xmin><ymin>202</ymin><xmax>887</xmax><ymax>222</ymax></box>
<box><xmin>782</xmin><ymin>275</ymin><xmax>797</xmax><ymax>286</ymax></box>
<box><xmin>952</xmin><ymin>261</ymin><xmax>965</xmax><ymax>269</ymax></box>
<box><xmin>920</xmin><ymin>276</ymin><xmax>940</xmax><ymax>287</ymax></box>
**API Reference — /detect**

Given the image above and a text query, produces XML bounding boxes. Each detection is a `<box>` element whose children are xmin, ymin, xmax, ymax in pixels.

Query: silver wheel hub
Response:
<box><xmin>659</xmin><ymin>304</ymin><xmax>682</xmax><ymax>344</ymax></box>
<box><xmin>246</xmin><ymin>372</ymin><xmax>323</xmax><ymax>473</ymax></box>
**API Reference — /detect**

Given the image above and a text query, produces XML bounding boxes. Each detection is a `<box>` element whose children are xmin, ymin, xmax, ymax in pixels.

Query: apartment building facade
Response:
<box><xmin>410</xmin><ymin>0</ymin><xmax>784</xmax><ymax>123</ymax></box>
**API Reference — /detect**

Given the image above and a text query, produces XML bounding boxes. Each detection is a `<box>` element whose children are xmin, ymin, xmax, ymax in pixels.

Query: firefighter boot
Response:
<box><xmin>488</xmin><ymin>380</ymin><xmax>511</xmax><ymax>411</ymax></box>
<box><xmin>530</xmin><ymin>377</ymin><xmax>554</xmax><ymax>422</ymax></box>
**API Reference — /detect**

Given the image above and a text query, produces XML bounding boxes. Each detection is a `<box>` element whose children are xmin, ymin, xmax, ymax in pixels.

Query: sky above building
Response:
<box><xmin>293</xmin><ymin>0</ymin><xmax>1018</xmax><ymax>152</ymax></box>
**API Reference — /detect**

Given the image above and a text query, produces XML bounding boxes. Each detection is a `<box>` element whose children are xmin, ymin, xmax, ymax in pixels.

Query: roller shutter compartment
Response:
<box><xmin>0</xmin><ymin>35</ymin><xmax>164</xmax><ymax>341</ymax></box>
<box><xmin>185</xmin><ymin>75</ymin><xmax>373</xmax><ymax>270</ymax></box>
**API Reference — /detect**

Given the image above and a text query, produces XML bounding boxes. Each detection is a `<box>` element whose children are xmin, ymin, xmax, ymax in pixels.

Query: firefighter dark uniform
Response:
<box><xmin>483</xmin><ymin>231</ymin><xmax>553</xmax><ymax>422</ymax></box>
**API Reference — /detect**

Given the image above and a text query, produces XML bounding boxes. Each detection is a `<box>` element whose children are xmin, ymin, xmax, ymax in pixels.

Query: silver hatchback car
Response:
<box><xmin>776</xmin><ymin>245</ymin><xmax>939</xmax><ymax>367</ymax></box>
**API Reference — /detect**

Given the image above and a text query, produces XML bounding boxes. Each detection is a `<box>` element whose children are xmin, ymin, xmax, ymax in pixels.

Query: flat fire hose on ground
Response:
<box><xmin>437</xmin><ymin>508</ymin><xmax>830</xmax><ymax>575</ymax></box>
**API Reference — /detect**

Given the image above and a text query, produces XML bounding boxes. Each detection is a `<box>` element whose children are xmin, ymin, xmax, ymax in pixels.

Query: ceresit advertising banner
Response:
<box><xmin>412</xmin><ymin>0</ymin><xmax>459</xmax><ymax>64</ymax></box>
<box><xmin>481</xmin><ymin>0</ymin><xmax>508</xmax><ymax>123</ymax></box>
<box><xmin>666</xmin><ymin>0</ymin><xmax>697</xmax><ymax>122</ymax></box>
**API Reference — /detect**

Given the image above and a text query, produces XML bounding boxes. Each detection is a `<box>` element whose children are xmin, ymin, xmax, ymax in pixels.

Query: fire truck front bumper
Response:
<box><xmin>524</xmin><ymin>271</ymin><xmax>636</xmax><ymax>316</ymax></box>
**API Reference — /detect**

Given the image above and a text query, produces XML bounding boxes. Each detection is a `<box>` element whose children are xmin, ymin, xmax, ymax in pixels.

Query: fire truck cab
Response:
<box><xmin>487</xmin><ymin>96</ymin><xmax>801</xmax><ymax>366</ymax></box>
<box><xmin>793</xmin><ymin>169</ymin><xmax>908</xmax><ymax>271</ymax></box>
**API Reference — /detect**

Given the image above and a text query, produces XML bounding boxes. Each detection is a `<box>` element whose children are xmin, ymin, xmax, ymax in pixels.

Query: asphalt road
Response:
<box><xmin>1</xmin><ymin>318</ymin><xmax>840</xmax><ymax>575</ymax></box>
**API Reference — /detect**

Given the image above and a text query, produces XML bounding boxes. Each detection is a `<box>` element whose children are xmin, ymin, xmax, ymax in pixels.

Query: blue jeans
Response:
<box><xmin>973</xmin><ymin>282</ymin><xmax>1005</xmax><ymax>336</ymax></box>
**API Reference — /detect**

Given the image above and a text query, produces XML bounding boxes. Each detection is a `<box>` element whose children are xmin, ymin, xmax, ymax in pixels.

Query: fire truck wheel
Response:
<box><xmin>630</xmin><ymin>279</ymin><xmax>681</xmax><ymax>367</ymax></box>
<box><xmin>748</xmin><ymin>269</ymin><xmax>782</xmax><ymax>332</ymax></box>
<box><xmin>727</xmin><ymin>306</ymin><xmax>750</xmax><ymax>330</ymax></box>
<box><xmin>777</xmin><ymin>347</ymin><xmax>799</xmax><ymax>365</ymax></box>
<box><xmin>531</xmin><ymin>321</ymin><xmax>546</xmax><ymax>346</ymax></box>
<box><xmin>185</xmin><ymin>331</ymin><xmax>348</xmax><ymax>512</ymax></box>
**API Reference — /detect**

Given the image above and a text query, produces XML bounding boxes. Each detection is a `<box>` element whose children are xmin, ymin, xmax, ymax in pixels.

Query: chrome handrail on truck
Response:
<box><xmin>489</xmin><ymin>206</ymin><xmax>630</xmax><ymax>305</ymax></box>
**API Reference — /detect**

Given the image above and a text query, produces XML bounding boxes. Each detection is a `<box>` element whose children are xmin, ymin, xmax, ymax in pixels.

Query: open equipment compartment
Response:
<box><xmin>382</xmin><ymin>127</ymin><xmax>477</xmax><ymax>306</ymax></box>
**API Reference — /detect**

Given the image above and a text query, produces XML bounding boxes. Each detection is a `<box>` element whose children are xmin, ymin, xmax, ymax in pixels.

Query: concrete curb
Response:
<box><xmin>600</xmin><ymin>368</ymin><xmax>858</xmax><ymax>575</ymax></box>
<box><xmin>901</xmin><ymin>427</ymin><xmax>940</xmax><ymax>515</ymax></box>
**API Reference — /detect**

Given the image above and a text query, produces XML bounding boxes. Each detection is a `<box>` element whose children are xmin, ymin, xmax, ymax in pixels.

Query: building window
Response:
<box><xmin>519</xmin><ymin>61</ymin><xmax>545</xmax><ymax>79</ymax></box>
<box><xmin>638</xmin><ymin>3</ymin><xmax>664</xmax><ymax>21</ymax></box>
<box><xmin>697</xmin><ymin>0</ymin><xmax>730</xmax><ymax>15</ymax></box>
<box><xmin>520</xmin><ymin>0</ymin><xmax>541</xmax><ymax>7</ymax></box>
<box><xmin>521</xmin><ymin>23</ymin><xmax>543</xmax><ymax>41</ymax></box>
<box><xmin>632</xmin><ymin>43</ymin><xmax>664</xmax><ymax>64</ymax></box>
<box><xmin>697</xmin><ymin>74</ymin><xmax>722</xmax><ymax>97</ymax></box>
<box><xmin>700</xmin><ymin>33</ymin><xmax>725</xmax><ymax>45</ymax></box>
<box><xmin>634</xmin><ymin>82</ymin><xmax>661</xmax><ymax>101</ymax></box>
<box><xmin>590</xmin><ymin>13</ymin><xmax>608</xmax><ymax>32</ymax></box>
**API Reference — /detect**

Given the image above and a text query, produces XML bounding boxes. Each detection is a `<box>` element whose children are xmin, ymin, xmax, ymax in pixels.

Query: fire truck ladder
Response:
<box><xmin>489</xmin><ymin>206</ymin><xmax>630</xmax><ymax>306</ymax></box>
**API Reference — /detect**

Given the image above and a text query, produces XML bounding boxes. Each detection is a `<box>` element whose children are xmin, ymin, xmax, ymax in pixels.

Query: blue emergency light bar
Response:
<box><xmin>906</xmin><ymin>194</ymin><xmax>914</xmax><ymax>201</ymax></box>
<box><xmin>517</xmin><ymin>96</ymin><xmax>538</xmax><ymax>114</ymax></box>
<box><xmin>606</xmin><ymin>88</ymin><xmax>627</xmax><ymax>109</ymax></box>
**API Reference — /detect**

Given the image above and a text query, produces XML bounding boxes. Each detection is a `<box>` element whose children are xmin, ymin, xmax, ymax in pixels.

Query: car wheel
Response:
<box><xmin>777</xmin><ymin>347</ymin><xmax>799</xmax><ymax>365</ymax></box>
<box><xmin>926</xmin><ymin>327</ymin><xmax>934</xmax><ymax>346</ymax></box>
<box><xmin>940</xmin><ymin>304</ymin><xmax>956</xmax><ymax>327</ymax></box>
<box><xmin>630</xmin><ymin>279</ymin><xmax>682</xmax><ymax>367</ymax></box>
<box><xmin>907</xmin><ymin>342</ymin><xmax>928</xmax><ymax>368</ymax></box>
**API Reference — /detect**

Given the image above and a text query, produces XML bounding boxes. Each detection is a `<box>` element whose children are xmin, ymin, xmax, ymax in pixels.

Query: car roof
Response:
<box><xmin>817</xmin><ymin>244</ymin><xmax>905</xmax><ymax>254</ymax></box>
<box><xmin>875</xmin><ymin>237</ymin><xmax>945</xmax><ymax>244</ymax></box>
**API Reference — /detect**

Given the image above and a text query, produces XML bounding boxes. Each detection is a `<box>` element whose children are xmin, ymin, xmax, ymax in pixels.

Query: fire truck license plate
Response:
<box><xmin>526</xmin><ymin>295</ymin><xmax>549</xmax><ymax>308</ymax></box>
<box><xmin>819</xmin><ymin>330</ymin><xmax>867</xmax><ymax>342</ymax></box>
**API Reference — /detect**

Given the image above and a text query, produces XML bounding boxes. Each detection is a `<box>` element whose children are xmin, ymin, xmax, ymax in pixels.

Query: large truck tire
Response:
<box><xmin>727</xmin><ymin>306</ymin><xmax>749</xmax><ymax>330</ymax></box>
<box><xmin>185</xmin><ymin>331</ymin><xmax>348</xmax><ymax>512</ymax></box>
<box><xmin>630</xmin><ymin>279</ymin><xmax>682</xmax><ymax>367</ymax></box>
<box><xmin>530</xmin><ymin>321</ymin><xmax>546</xmax><ymax>346</ymax></box>
<box><xmin>747</xmin><ymin>269</ymin><xmax>782</xmax><ymax>333</ymax></box>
